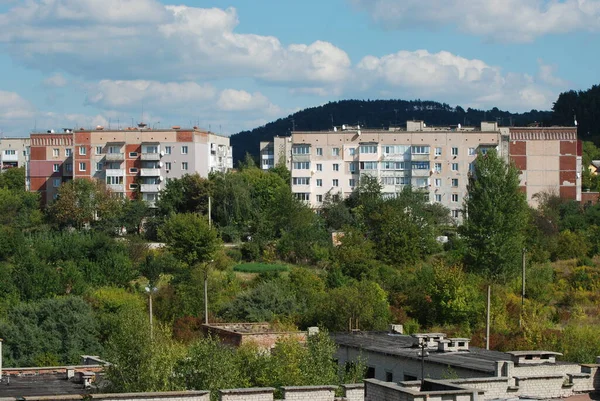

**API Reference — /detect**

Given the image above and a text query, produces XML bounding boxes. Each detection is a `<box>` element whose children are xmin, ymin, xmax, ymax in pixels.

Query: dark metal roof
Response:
<box><xmin>332</xmin><ymin>332</ymin><xmax>513</xmax><ymax>374</ymax></box>
<box><xmin>0</xmin><ymin>374</ymin><xmax>92</xmax><ymax>397</ymax></box>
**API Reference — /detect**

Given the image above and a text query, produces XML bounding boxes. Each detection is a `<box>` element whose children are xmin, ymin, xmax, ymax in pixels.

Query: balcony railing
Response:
<box><xmin>107</xmin><ymin>184</ymin><xmax>125</xmax><ymax>192</ymax></box>
<box><xmin>140</xmin><ymin>168</ymin><xmax>161</xmax><ymax>177</ymax></box>
<box><xmin>105</xmin><ymin>153</ymin><xmax>124</xmax><ymax>161</ymax></box>
<box><xmin>141</xmin><ymin>153</ymin><xmax>161</xmax><ymax>161</ymax></box>
<box><xmin>1</xmin><ymin>154</ymin><xmax>18</xmax><ymax>162</ymax></box>
<box><xmin>140</xmin><ymin>184</ymin><xmax>161</xmax><ymax>192</ymax></box>
<box><xmin>105</xmin><ymin>169</ymin><xmax>125</xmax><ymax>177</ymax></box>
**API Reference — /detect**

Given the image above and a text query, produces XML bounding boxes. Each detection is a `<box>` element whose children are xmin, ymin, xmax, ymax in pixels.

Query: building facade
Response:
<box><xmin>0</xmin><ymin>137</ymin><xmax>29</xmax><ymax>170</ymax></box>
<box><xmin>27</xmin><ymin>127</ymin><xmax>232</xmax><ymax>206</ymax></box>
<box><xmin>260</xmin><ymin>121</ymin><xmax>581</xmax><ymax>216</ymax></box>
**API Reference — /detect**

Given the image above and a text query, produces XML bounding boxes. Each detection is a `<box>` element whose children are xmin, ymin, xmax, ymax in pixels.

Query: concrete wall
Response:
<box><xmin>218</xmin><ymin>385</ymin><xmax>362</xmax><ymax>401</ymax></box>
<box><xmin>0</xmin><ymin>391</ymin><xmax>210</xmax><ymax>401</ymax></box>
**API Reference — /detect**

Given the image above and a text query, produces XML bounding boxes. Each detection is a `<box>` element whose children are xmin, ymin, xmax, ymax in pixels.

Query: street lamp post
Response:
<box><xmin>204</xmin><ymin>259</ymin><xmax>214</xmax><ymax>325</ymax></box>
<box><xmin>145</xmin><ymin>286</ymin><xmax>157</xmax><ymax>340</ymax></box>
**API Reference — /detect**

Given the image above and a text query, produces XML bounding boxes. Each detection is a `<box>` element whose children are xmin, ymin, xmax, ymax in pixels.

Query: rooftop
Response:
<box><xmin>332</xmin><ymin>332</ymin><xmax>576</xmax><ymax>374</ymax></box>
<box><xmin>0</xmin><ymin>374</ymin><xmax>94</xmax><ymax>397</ymax></box>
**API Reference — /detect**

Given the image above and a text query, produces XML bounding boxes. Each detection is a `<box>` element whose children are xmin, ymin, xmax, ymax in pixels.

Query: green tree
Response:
<box><xmin>461</xmin><ymin>150</ymin><xmax>529</xmax><ymax>281</ymax></box>
<box><xmin>0</xmin><ymin>188</ymin><xmax>43</xmax><ymax>230</ymax></box>
<box><xmin>156</xmin><ymin>173</ymin><xmax>213</xmax><ymax>217</ymax></box>
<box><xmin>0</xmin><ymin>167</ymin><xmax>25</xmax><ymax>191</ymax></box>
<box><xmin>159</xmin><ymin>213</ymin><xmax>221</xmax><ymax>269</ymax></box>
<box><xmin>334</xmin><ymin>226</ymin><xmax>378</xmax><ymax>279</ymax></box>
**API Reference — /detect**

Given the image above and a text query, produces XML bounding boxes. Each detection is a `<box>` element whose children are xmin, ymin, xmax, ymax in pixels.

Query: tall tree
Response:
<box><xmin>461</xmin><ymin>150</ymin><xmax>528</xmax><ymax>281</ymax></box>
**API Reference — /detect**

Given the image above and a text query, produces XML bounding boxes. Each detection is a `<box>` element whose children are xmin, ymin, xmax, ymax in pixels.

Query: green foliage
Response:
<box><xmin>0</xmin><ymin>167</ymin><xmax>25</xmax><ymax>191</ymax></box>
<box><xmin>0</xmin><ymin>296</ymin><xmax>102</xmax><ymax>367</ymax></box>
<box><xmin>233</xmin><ymin>262</ymin><xmax>289</xmax><ymax>273</ymax></box>
<box><xmin>461</xmin><ymin>150</ymin><xmax>529</xmax><ymax>282</ymax></box>
<box><xmin>159</xmin><ymin>213</ymin><xmax>221</xmax><ymax>268</ymax></box>
<box><xmin>156</xmin><ymin>173</ymin><xmax>212</xmax><ymax>217</ymax></box>
<box><xmin>552</xmin><ymin>230</ymin><xmax>590</xmax><ymax>261</ymax></box>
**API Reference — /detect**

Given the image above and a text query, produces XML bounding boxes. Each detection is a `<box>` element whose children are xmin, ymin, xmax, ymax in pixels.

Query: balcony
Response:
<box><xmin>411</xmin><ymin>169</ymin><xmax>431</xmax><ymax>177</ymax></box>
<box><xmin>107</xmin><ymin>184</ymin><xmax>125</xmax><ymax>193</ymax></box>
<box><xmin>140</xmin><ymin>168</ymin><xmax>161</xmax><ymax>177</ymax></box>
<box><xmin>105</xmin><ymin>169</ymin><xmax>125</xmax><ymax>177</ymax></box>
<box><xmin>141</xmin><ymin>153</ymin><xmax>161</xmax><ymax>161</ymax></box>
<box><xmin>411</xmin><ymin>153</ymin><xmax>430</xmax><ymax>161</ymax></box>
<box><xmin>2</xmin><ymin>153</ymin><xmax>18</xmax><ymax>162</ymax></box>
<box><xmin>105</xmin><ymin>153</ymin><xmax>124</xmax><ymax>161</ymax></box>
<box><xmin>140</xmin><ymin>184</ymin><xmax>161</xmax><ymax>192</ymax></box>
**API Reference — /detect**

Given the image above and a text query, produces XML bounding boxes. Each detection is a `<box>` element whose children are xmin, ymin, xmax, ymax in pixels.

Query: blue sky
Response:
<box><xmin>0</xmin><ymin>0</ymin><xmax>598</xmax><ymax>136</ymax></box>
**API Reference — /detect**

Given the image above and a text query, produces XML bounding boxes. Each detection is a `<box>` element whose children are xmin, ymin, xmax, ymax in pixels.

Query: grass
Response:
<box><xmin>233</xmin><ymin>262</ymin><xmax>289</xmax><ymax>273</ymax></box>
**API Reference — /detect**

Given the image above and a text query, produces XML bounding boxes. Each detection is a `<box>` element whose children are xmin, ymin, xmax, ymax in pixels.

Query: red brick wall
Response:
<box><xmin>582</xmin><ymin>192</ymin><xmax>599</xmax><ymax>205</ymax></box>
<box><xmin>560</xmin><ymin>141</ymin><xmax>577</xmax><ymax>155</ymax></box>
<box><xmin>177</xmin><ymin>131</ymin><xmax>193</xmax><ymax>142</ymax></box>
<box><xmin>510</xmin><ymin>155</ymin><xmax>527</xmax><ymax>170</ymax></box>
<box><xmin>510</xmin><ymin>141</ymin><xmax>527</xmax><ymax>155</ymax></box>
<box><xmin>560</xmin><ymin>171</ymin><xmax>577</xmax><ymax>185</ymax></box>
<box><xmin>30</xmin><ymin>147</ymin><xmax>46</xmax><ymax>161</ymax></box>
<box><xmin>560</xmin><ymin>186</ymin><xmax>577</xmax><ymax>199</ymax></box>
<box><xmin>559</xmin><ymin>156</ymin><xmax>576</xmax><ymax>171</ymax></box>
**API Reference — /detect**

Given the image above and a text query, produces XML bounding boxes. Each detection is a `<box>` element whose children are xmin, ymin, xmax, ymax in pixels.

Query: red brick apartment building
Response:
<box><xmin>28</xmin><ymin>126</ymin><xmax>232</xmax><ymax>206</ymax></box>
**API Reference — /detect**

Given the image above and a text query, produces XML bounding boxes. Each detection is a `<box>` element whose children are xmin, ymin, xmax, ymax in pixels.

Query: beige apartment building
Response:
<box><xmin>0</xmin><ymin>137</ymin><xmax>29</xmax><ymax>170</ymax></box>
<box><xmin>260</xmin><ymin>121</ymin><xmax>581</xmax><ymax>218</ymax></box>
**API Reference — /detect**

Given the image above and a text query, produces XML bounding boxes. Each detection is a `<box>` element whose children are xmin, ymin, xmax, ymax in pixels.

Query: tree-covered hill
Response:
<box><xmin>230</xmin><ymin>99</ymin><xmax>553</xmax><ymax>165</ymax></box>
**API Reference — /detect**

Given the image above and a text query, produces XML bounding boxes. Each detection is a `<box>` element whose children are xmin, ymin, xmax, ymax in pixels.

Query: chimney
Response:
<box><xmin>389</xmin><ymin>324</ymin><xmax>404</xmax><ymax>334</ymax></box>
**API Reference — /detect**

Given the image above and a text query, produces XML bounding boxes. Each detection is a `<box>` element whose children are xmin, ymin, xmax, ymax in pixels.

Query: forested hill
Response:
<box><xmin>230</xmin><ymin>99</ymin><xmax>552</xmax><ymax>164</ymax></box>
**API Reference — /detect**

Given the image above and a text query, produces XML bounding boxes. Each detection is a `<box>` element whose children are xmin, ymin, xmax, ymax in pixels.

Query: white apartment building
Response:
<box><xmin>0</xmin><ymin>137</ymin><xmax>30</xmax><ymax>170</ymax></box>
<box><xmin>260</xmin><ymin>121</ymin><xmax>581</xmax><ymax>217</ymax></box>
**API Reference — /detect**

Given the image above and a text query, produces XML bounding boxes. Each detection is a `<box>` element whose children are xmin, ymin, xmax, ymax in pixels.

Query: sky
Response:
<box><xmin>0</xmin><ymin>0</ymin><xmax>598</xmax><ymax>137</ymax></box>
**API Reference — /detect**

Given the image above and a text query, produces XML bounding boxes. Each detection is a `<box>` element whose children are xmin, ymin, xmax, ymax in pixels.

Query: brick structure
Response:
<box><xmin>201</xmin><ymin>323</ymin><xmax>307</xmax><ymax>351</ymax></box>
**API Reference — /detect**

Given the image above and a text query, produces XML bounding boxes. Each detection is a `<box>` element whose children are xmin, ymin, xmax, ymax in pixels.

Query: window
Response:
<box><xmin>292</xmin><ymin>177</ymin><xmax>310</xmax><ymax>185</ymax></box>
<box><xmin>359</xmin><ymin>145</ymin><xmax>377</xmax><ymax>154</ymax></box>
<box><xmin>53</xmin><ymin>178</ymin><xmax>61</xmax><ymax>188</ymax></box>
<box><xmin>65</xmin><ymin>148</ymin><xmax>72</xmax><ymax>157</ymax></box>
<box><xmin>434</xmin><ymin>163</ymin><xmax>442</xmax><ymax>172</ymax></box>
<box><xmin>366</xmin><ymin>367</ymin><xmax>376</xmax><ymax>379</ymax></box>
<box><xmin>316</xmin><ymin>147</ymin><xmax>323</xmax><ymax>156</ymax></box>
<box><xmin>412</xmin><ymin>146</ymin><xmax>430</xmax><ymax>154</ymax></box>
<box><xmin>316</xmin><ymin>163</ymin><xmax>322</xmax><ymax>171</ymax></box>
<box><xmin>96</xmin><ymin>162</ymin><xmax>103</xmax><ymax>171</ymax></box>
<box><xmin>182</xmin><ymin>162</ymin><xmax>188</xmax><ymax>170</ymax></box>
<box><xmin>435</xmin><ymin>147</ymin><xmax>442</xmax><ymax>156</ymax></box>
<box><xmin>316</xmin><ymin>179</ymin><xmax>323</xmax><ymax>187</ymax></box>
<box><xmin>95</xmin><ymin>146</ymin><xmax>103</xmax><ymax>155</ymax></box>
<box><xmin>386</xmin><ymin>372</ymin><xmax>393</xmax><ymax>382</ymax></box>
<box><xmin>451</xmin><ymin>163</ymin><xmax>459</xmax><ymax>171</ymax></box>
<box><xmin>143</xmin><ymin>145</ymin><xmax>159</xmax><ymax>154</ymax></box>
<box><xmin>129</xmin><ymin>152</ymin><xmax>138</xmax><ymax>158</ymax></box>
<box><xmin>468</xmin><ymin>147</ymin><xmax>476</xmax><ymax>156</ymax></box>
<box><xmin>79</xmin><ymin>162</ymin><xmax>86</xmax><ymax>172</ymax></box>
<box><xmin>165</xmin><ymin>162</ymin><xmax>172</xmax><ymax>170</ymax></box>
<box><xmin>452</xmin><ymin>210</ymin><xmax>460</xmax><ymax>218</ymax></box>
<box><xmin>293</xmin><ymin>162</ymin><xmax>310</xmax><ymax>170</ymax></box>
<box><xmin>53</xmin><ymin>163</ymin><xmax>60</xmax><ymax>172</ymax></box>
<box><xmin>452</xmin><ymin>178</ymin><xmax>459</xmax><ymax>187</ymax></box>
<box><xmin>383</xmin><ymin>145</ymin><xmax>410</xmax><ymax>154</ymax></box>
<box><xmin>79</xmin><ymin>146</ymin><xmax>86</xmax><ymax>155</ymax></box>
<box><xmin>435</xmin><ymin>178</ymin><xmax>442</xmax><ymax>187</ymax></box>
<box><xmin>452</xmin><ymin>147</ymin><xmax>459</xmax><ymax>156</ymax></box>
<box><xmin>412</xmin><ymin>161</ymin><xmax>430</xmax><ymax>170</ymax></box>
<box><xmin>333</xmin><ymin>163</ymin><xmax>339</xmax><ymax>171</ymax></box>
<box><xmin>381</xmin><ymin>177</ymin><xmax>409</xmax><ymax>185</ymax></box>
<box><xmin>332</xmin><ymin>147</ymin><xmax>340</xmax><ymax>156</ymax></box>
<box><xmin>316</xmin><ymin>195</ymin><xmax>323</xmax><ymax>202</ymax></box>
<box><xmin>181</xmin><ymin>145</ymin><xmax>188</xmax><ymax>154</ymax></box>
<box><xmin>165</xmin><ymin>146</ymin><xmax>172</xmax><ymax>155</ymax></box>
<box><xmin>295</xmin><ymin>193</ymin><xmax>310</xmax><ymax>201</ymax></box>
<box><xmin>292</xmin><ymin>145</ymin><xmax>310</xmax><ymax>155</ymax></box>
<box><xmin>349</xmin><ymin>162</ymin><xmax>357</xmax><ymax>173</ymax></box>
<box><xmin>349</xmin><ymin>179</ymin><xmax>356</xmax><ymax>187</ymax></box>
<box><xmin>469</xmin><ymin>162</ymin><xmax>475</xmax><ymax>173</ymax></box>
<box><xmin>382</xmin><ymin>161</ymin><xmax>406</xmax><ymax>170</ymax></box>
<box><xmin>360</xmin><ymin>161</ymin><xmax>378</xmax><ymax>170</ymax></box>
<box><xmin>53</xmin><ymin>148</ymin><xmax>59</xmax><ymax>157</ymax></box>
<box><xmin>414</xmin><ymin>178</ymin><xmax>428</xmax><ymax>187</ymax></box>
<box><xmin>3</xmin><ymin>149</ymin><xmax>15</xmax><ymax>155</ymax></box>
<box><xmin>333</xmin><ymin>179</ymin><xmax>339</xmax><ymax>187</ymax></box>
<box><xmin>106</xmin><ymin>176</ymin><xmax>123</xmax><ymax>185</ymax></box>
<box><xmin>129</xmin><ymin>168</ymin><xmax>138</xmax><ymax>174</ymax></box>
<box><xmin>435</xmin><ymin>194</ymin><xmax>442</xmax><ymax>202</ymax></box>
<box><xmin>348</xmin><ymin>148</ymin><xmax>356</xmax><ymax>156</ymax></box>
<box><xmin>452</xmin><ymin>194</ymin><xmax>459</xmax><ymax>203</ymax></box>
<box><xmin>129</xmin><ymin>184</ymin><xmax>138</xmax><ymax>190</ymax></box>
<box><xmin>65</xmin><ymin>163</ymin><xmax>72</xmax><ymax>172</ymax></box>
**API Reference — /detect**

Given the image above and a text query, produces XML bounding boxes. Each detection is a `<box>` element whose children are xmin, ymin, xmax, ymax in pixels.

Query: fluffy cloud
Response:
<box><xmin>0</xmin><ymin>91</ymin><xmax>36</xmax><ymax>120</ymax></box>
<box><xmin>43</xmin><ymin>73</ymin><xmax>68</xmax><ymax>88</ymax></box>
<box><xmin>0</xmin><ymin>1</ymin><xmax>350</xmax><ymax>92</ymax></box>
<box><xmin>349</xmin><ymin>0</ymin><xmax>600</xmax><ymax>42</ymax></box>
<box><xmin>355</xmin><ymin>50</ymin><xmax>565</xmax><ymax>110</ymax></box>
<box><xmin>86</xmin><ymin>80</ymin><xmax>217</xmax><ymax>109</ymax></box>
<box><xmin>217</xmin><ymin>89</ymin><xmax>280</xmax><ymax>114</ymax></box>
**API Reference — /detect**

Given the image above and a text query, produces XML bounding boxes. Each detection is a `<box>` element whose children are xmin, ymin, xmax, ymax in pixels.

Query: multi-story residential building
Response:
<box><xmin>28</xmin><ymin>126</ymin><xmax>232</xmax><ymax>206</ymax></box>
<box><xmin>260</xmin><ymin>121</ymin><xmax>581</xmax><ymax>217</ymax></box>
<box><xmin>0</xmin><ymin>137</ymin><xmax>30</xmax><ymax>170</ymax></box>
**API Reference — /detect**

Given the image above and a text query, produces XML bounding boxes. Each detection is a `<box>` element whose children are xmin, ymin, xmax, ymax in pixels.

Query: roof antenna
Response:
<box><xmin>574</xmin><ymin>114</ymin><xmax>578</xmax><ymax>126</ymax></box>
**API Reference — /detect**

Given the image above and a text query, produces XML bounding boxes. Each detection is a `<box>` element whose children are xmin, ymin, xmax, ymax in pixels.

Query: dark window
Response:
<box><xmin>386</xmin><ymin>372</ymin><xmax>393</xmax><ymax>382</ymax></box>
<box><xmin>366</xmin><ymin>367</ymin><xmax>375</xmax><ymax>379</ymax></box>
<box><xmin>404</xmin><ymin>374</ymin><xmax>417</xmax><ymax>381</ymax></box>
<box><xmin>458</xmin><ymin>342</ymin><xmax>465</xmax><ymax>347</ymax></box>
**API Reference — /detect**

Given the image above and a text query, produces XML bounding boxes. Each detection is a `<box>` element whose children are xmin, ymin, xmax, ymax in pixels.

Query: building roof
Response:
<box><xmin>0</xmin><ymin>374</ymin><xmax>93</xmax><ymax>397</ymax></box>
<box><xmin>333</xmin><ymin>332</ymin><xmax>516</xmax><ymax>374</ymax></box>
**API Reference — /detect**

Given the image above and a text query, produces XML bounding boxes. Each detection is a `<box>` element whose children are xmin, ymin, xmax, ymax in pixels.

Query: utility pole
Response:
<box><xmin>149</xmin><ymin>291</ymin><xmax>153</xmax><ymax>340</ymax></box>
<box><xmin>520</xmin><ymin>248</ymin><xmax>526</xmax><ymax>328</ymax></box>
<box><xmin>204</xmin><ymin>259</ymin><xmax>213</xmax><ymax>325</ymax></box>
<box><xmin>208</xmin><ymin>196</ymin><xmax>212</xmax><ymax>228</ymax></box>
<box><xmin>418</xmin><ymin>339</ymin><xmax>429</xmax><ymax>388</ymax></box>
<box><xmin>486</xmin><ymin>285</ymin><xmax>491</xmax><ymax>350</ymax></box>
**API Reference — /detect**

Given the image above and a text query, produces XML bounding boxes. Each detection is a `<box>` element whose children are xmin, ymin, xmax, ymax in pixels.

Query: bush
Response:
<box><xmin>226</xmin><ymin>248</ymin><xmax>243</xmax><ymax>262</ymax></box>
<box><xmin>233</xmin><ymin>263</ymin><xmax>289</xmax><ymax>273</ymax></box>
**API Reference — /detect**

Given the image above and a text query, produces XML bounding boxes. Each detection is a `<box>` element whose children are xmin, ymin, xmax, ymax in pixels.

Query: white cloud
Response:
<box><xmin>86</xmin><ymin>80</ymin><xmax>216</xmax><ymax>109</ymax></box>
<box><xmin>354</xmin><ymin>50</ymin><xmax>565</xmax><ymax>110</ymax></box>
<box><xmin>349</xmin><ymin>0</ymin><xmax>600</xmax><ymax>42</ymax></box>
<box><xmin>0</xmin><ymin>90</ymin><xmax>35</xmax><ymax>120</ymax></box>
<box><xmin>0</xmin><ymin>1</ymin><xmax>350</xmax><ymax>93</ymax></box>
<box><xmin>217</xmin><ymin>89</ymin><xmax>281</xmax><ymax>115</ymax></box>
<box><xmin>43</xmin><ymin>73</ymin><xmax>68</xmax><ymax>88</ymax></box>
